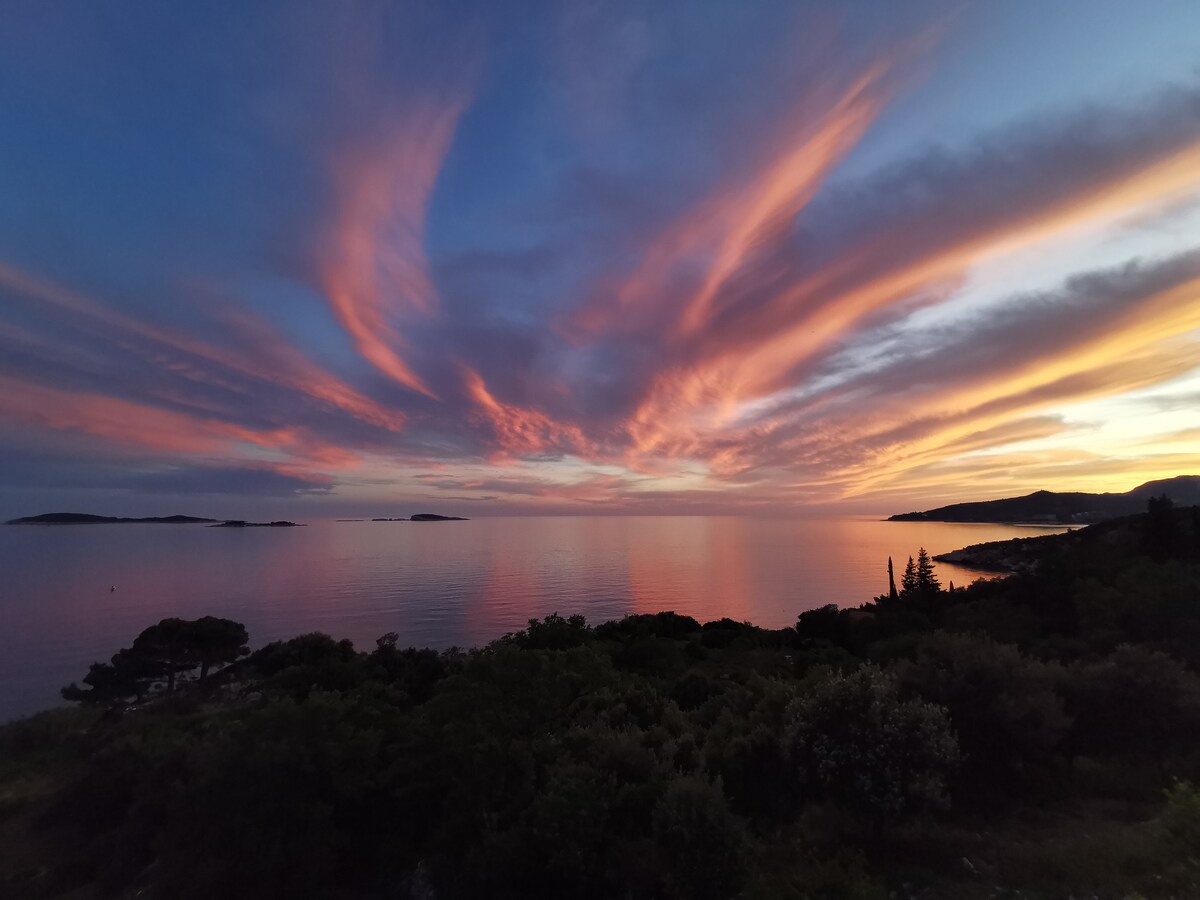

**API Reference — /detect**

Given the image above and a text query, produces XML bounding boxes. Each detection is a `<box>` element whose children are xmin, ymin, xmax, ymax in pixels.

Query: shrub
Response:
<box><xmin>895</xmin><ymin>632</ymin><xmax>1069</xmax><ymax>790</ymax></box>
<box><xmin>652</xmin><ymin>778</ymin><xmax>747</xmax><ymax>900</ymax></box>
<box><xmin>786</xmin><ymin>666</ymin><xmax>959</xmax><ymax>822</ymax></box>
<box><xmin>1159</xmin><ymin>779</ymin><xmax>1200</xmax><ymax>855</ymax></box>
<box><xmin>1066</xmin><ymin>645</ymin><xmax>1200</xmax><ymax>766</ymax></box>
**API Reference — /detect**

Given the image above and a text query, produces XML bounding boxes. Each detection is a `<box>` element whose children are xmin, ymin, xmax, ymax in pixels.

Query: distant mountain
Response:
<box><xmin>888</xmin><ymin>476</ymin><xmax>1200</xmax><ymax>524</ymax></box>
<box><xmin>7</xmin><ymin>512</ymin><xmax>218</xmax><ymax>525</ymax></box>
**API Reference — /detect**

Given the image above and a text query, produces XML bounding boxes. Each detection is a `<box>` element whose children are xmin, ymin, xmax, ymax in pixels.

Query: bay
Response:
<box><xmin>0</xmin><ymin>516</ymin><xmax>1067</xmax><ymax>721</ymax></box>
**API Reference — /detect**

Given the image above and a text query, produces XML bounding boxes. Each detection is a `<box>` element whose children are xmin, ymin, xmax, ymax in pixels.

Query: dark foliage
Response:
<box><xmin>61</xmin><ymin>616</ymin><xmax>248</xmax><ymax>704</ymax></box>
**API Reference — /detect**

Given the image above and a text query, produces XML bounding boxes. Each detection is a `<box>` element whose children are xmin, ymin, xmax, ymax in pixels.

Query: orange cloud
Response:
<box><xmin>460</xmin><ymin>366</ymin><xmax>596</xmax><ymax>460</ymax></box>
<box><xmin>840</xmin><ymin>343</ymin><xmax>1200</xmax><ymax>496</ymax></box>
<box><xmin>724</xmin><ymin>142</ymin><xmax>1200</xmax><ymax>401</ymax></box>
<box><xmin>0</xmin><ymin>374</ymin><xmax>363</xmax><ymax>475</ymax></box>
<box><xmin>594</xmin><ymin>239</ymin><xmax>1200</xmax><ymax>509</ymax></box>
<box><xmin>828</xmin><ymin>269</ymin><xmax>1200</xmax><ymax>494</ymax></box>
<box><xmin>570</xmin><ymin>60</ymin><xmax>896</xmax><ymax>341</ymax></box>
<box><xmin>675</xmin><ymin>63</ymin><xmax>896</xmax><ymax>338</ymax></box>
<box><xmin>0</xmin><ymin>376</ymin><xmax>230</xmax><ymax>456</ymax></box>
<box><xmin>0</xmin><ymin>261</ymin><xmax>405</xmax><ymax>432</ymax></box>
<box><xmin>617</xmin><ymin>132</ymin><xmax>1200</xmax><ymax>470</ymax></box>
<box><xmin>319</xmin><ymin>97</ymin><xmax>471</xmax><ymax>398</ymax></box>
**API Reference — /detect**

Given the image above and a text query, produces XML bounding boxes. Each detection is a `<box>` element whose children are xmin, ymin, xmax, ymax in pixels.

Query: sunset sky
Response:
<box><xmin>2</xmin><ymin>1</ymin><xmax>1200</xmax><ymax>518</ymax></box>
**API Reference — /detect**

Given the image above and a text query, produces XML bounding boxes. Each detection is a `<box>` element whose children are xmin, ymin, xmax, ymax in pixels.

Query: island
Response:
<box><xmin>888</xmin><ymin>474</ymin><xmax>1200</xmax><ymax>524</ymax></box>
<box><xmin>208</xmin><ymin>520</ymin><xmax>303</xmax><ymax>528</ymax></box>
<box><xmin>6</xmin><ymin>512</ymin><xmax>218</xmax><ymax>525</ymax></box>
<box><xmin>371</xmin><ymin>514</ymin><xmax>469</xmax><ymax>521</ymax></box>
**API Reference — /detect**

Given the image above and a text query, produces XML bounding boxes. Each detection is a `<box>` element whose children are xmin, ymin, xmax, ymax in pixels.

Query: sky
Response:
<box><xmin>1</xmin><ymin>0</ymin><xmax>1199</xmax><ymax>519</ymax></box>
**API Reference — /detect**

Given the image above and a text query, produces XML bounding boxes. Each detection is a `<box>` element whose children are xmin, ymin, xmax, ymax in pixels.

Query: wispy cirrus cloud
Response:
<box><xmin>582</xmin><ymin>87</ymin><xmax>1200</xmax><ymax>474</ymax></box>
<box><xmin>459</xmin><ymin>365</ymin><xmax>598</xmax><ymax>462</ymax></box>
<box><xmin>318</xmin><ymin>97</ymin><xmax>471</xmax><ymax>398</ymax></box>
<box><xmin>607</xmin><ymin>249</ymin><xmax>1200</xmax><ymax>504</ymax></box>
<box><xmin>0</xmin><ymin>262</ymin><xmax>405</xmax><ymax>433</ymax></box>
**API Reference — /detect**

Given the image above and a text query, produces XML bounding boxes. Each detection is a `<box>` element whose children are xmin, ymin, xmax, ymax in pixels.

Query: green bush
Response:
<box><xmin>1066</xmin><ymin>645</ymin><xmax>1200</xmax><ymax>766</ymax></box>
<box><xmin>895</xmin><ymin>632</ymin><xmax>1069</xmax><ymax>790</ymax></box>
<box><xmin>1159</xmin><ymin>779</ymin><xmax>1200</xmax><ymax>855</ymax></box>
<box><xmin>652</xmin><ymin>777</ymin><xmax>747</xmax><ymax>900</ymax></box>
<box><xmin>786</xmin><ymin>666</ymin><xmax>959</xmax><ymax>822</ymax></box>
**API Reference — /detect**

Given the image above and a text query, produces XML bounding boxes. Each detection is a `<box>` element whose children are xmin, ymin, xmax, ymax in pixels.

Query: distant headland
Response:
<box><xmin>6</xmin><ymin>513</ymin><xmax>218</xmax><ymax>525</ymax></box>
<box><xmin>888</xmin><ymin>475</ymin><xmax>1200</xmax><ymax>524</ymax></box>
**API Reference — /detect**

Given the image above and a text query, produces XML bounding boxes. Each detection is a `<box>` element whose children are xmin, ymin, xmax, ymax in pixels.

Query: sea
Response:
<box><xmin>0</xmin><ymin>516</ymin><xmax>1068</xmax><ymax>722</ymax></box>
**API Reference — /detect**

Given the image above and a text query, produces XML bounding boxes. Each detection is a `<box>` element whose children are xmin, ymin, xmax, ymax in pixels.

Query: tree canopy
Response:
<box><xmin>61</xmin><ymin>616</ymin><xmax>248</xmax><ymax>704</ymax></box>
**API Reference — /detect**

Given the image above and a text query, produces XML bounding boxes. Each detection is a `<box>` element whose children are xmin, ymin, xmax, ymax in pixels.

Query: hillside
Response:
<box><xmin>888</xmin><ymin>475</ymin><xmax>1200</xmax><ymax>523</ymax></box>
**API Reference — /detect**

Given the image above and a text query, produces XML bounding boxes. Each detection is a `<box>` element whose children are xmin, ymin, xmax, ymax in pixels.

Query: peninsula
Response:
<box><xmin>888</xmin><ymin>475</ymin><xmax>1200</xmax><ymax>524</ymax></box>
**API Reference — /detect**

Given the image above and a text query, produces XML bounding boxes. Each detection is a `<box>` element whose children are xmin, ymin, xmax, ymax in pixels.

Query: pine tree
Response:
<box><xmin>887</xmin><ymin>557</ymin><xmax>899</xmax><ymax>603</ymax></box>
<box><xmin>900</xmin><ymin>556</ymin><xmax>917</xmax><ymax>598</ymax></box>
<box><xmin>915</xmin><ymin>547</ymin><xmax>940</xmax><ymax>594</ymax></box>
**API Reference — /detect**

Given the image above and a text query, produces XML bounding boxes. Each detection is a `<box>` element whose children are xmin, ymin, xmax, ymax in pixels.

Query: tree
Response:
<box><xmin>60</xmin><ymin>651</ymin><xmax>162</xmax><ymax>705</ymax></box>
<box><xmin>898</xmin><ymin>549</ymin><xmax>941</xmax><ymax>604</ymax></box>
<box><xmin>915</xmin><ymin>547</ymin><xmax>940</xmax><ymax>594</ymax></box>
<box><xmin>63</xmin><ymin>617</ymin><xmax>249</xmax><ymax>703</ymax></box>
<box><xmin>130</xmin><ymin>618</ymin><xmax>202</xmax><ymax>694</ymax></box>
<box><xmin>887</xmin><ymin>557</ymin><xmax>899</xmax><ymax>603</ymax></box>
<box><xmin>1145</xmin><ymin>493</ymin><xmax>1178</xmax><ymax>559</ymax></box>
<box><xmin>900</xmin><ymin>556</ymin><xmax>917</xmax><ymax>597</ymax></box>
<box><xmin>785</xmin><ymin>666</ymin><xmax>959</xmax><ymax>822</ymax></box>
<box><xmin>249</xmin><ymin>632</ymin><xmax>363</xmax><ymax>698</ymax></box>
<box><xmin>188</xmin><ymin>616</ymin><xmax>250</xmax><ymax>680</ymax></box>
<box><xmin>131</xmin><ymin>617</ymin><xmax>247</xmax><ymax>692</ymax></box>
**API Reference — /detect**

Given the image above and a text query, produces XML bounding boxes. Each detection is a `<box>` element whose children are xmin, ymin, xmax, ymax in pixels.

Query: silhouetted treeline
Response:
<box><xmin>3</xmin><ymin>504</ymin><xmax>1200</xmax><ymax>899</ymax></box>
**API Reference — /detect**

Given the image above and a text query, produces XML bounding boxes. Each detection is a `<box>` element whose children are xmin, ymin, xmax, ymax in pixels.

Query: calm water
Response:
<box><xmin>0</xmin><ymin>516</ymin><xmax>1067</xmax><ymax>721</ymax></box>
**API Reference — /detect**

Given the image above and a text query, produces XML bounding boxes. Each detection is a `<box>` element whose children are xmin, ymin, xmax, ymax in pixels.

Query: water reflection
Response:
<box><xmin>0</xmin><ymin>516</ymin><xmax>1065</xmax><ymax>720</ymax></box>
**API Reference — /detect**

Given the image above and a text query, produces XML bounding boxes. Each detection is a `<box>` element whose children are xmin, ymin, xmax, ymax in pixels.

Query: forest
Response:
<box><xmin>2</xmin><ymin>500</ymin><xmax>1199</xmax><ymax>899</ymax></box>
